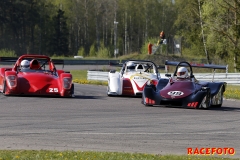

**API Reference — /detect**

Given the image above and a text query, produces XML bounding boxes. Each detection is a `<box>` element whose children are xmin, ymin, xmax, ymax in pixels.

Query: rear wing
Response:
<box><xmin>165</xmin><ymin>60</ymin><xmax>228</xmax><ymax>70</ymax></box>
<box><xmin>165</xmin><ymin>60</ymin><xmax>228</xmax><ymax>81</ymax></box>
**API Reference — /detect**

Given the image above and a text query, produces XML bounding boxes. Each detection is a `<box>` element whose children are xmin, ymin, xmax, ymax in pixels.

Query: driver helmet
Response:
<box><xmin>126</xmin><ymin>62</ymin><xmax>136</xmax><ymax>71</ymax></box>
<box><xmin>20</xmin><ymin>60</ymin><xmax>30</xmax><ymax>69</ymax></box>
<box><xmin>177</xmin><ymin>67</ymin><xmax>188</xmax><ymax>78</ymax></box>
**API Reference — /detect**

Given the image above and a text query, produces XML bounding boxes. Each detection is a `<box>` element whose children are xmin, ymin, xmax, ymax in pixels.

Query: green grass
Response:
<box><xmin>0</xmin><ymin>150</ymin><xmax>238</xmax><ymax>160</ymax></box>
<box><xmin>70</xmin><ymin>70</ymin><xmax>87</xmax><ymax>80</ymax></box>
<box><xmin>224</xmin><ymin>85</ymin><xmax>240</xmax><ymax>100</ymax></box>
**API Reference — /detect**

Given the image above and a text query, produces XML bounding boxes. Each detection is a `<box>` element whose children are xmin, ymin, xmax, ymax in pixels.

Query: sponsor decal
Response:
<box><xmin>129</xmin><ymin>73</ymin><xmax>150</xmax><ymax>81</ymax></box>
<box><xmin>190</xmin><ymin>62</ymin><xmax>205</xmax><ymax>67</ymax></box>
<box><xmin>187</xmin><ymin>147</ymin><xmax>235</xmax><ymax>156</ymax></box>
<box><xmin>134</xmin><ymin>76</ymin><xmax>148</xmax><ymax>79</ymax></box>
<box><xmin>167</xmin><ymin>91</ymin><xmax>184</xmax><ymax>96</ymax></box>
<box><xmin>133</xmin><ymin>81</ymin><xmax>148</xmax><ymax>91</ymax></box>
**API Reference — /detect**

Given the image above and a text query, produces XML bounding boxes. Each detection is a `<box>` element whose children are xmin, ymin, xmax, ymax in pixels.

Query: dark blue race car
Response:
<box><xmin>142</xmin><ymin>61</ymin><xmax>227</xmax><ymax>109</ymax></box>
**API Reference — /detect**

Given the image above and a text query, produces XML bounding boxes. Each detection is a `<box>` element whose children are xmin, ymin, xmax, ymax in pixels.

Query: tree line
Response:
<box><xmin>0</xmin><ymin>0</ymin><xmax>240</xmax><ymax>71</ymax></box>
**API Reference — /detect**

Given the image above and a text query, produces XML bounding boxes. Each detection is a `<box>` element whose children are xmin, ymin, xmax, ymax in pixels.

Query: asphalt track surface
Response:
<box><xmin>0</xmin><ymin>65</ymin><xmax>240</xmax><ymax>158</ymax></box>
<box><xmin>0</xmin><ymin>83</ymin><xmax>240</xmax><ymax>158</ymax></box>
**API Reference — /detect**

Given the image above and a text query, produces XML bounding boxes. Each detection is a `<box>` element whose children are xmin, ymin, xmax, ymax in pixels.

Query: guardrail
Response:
<box><xmin>87</xmin><ymin>71</ymin><xmax>109</xmax><ymax>81</ymax></box>
<box><xmin>0</xmin><ymin>59</ymin><xmax>125</xmax><ymax>65</ymax></box>
<box><xmin>87</xmin><ymin>71</ymin><xmax>240</xmax><ymax>85</ymax></box>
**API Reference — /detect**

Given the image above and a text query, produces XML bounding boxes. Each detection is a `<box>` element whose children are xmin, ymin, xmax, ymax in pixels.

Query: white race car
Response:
<box><xmin>107</xmin><ymin>60</ymin><xmax>161</xmax><ymax>96</ymax></box>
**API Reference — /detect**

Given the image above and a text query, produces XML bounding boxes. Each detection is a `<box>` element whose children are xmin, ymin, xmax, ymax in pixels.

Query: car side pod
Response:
<box><xmin>4</xmin><ymin>71</ymin><xmax>18</xmax><ymax>95</ymax></box>
<box><xmin>59</xmin><ymin>73</ymin><xmax>73</xmax><ymax>97</ymax></box>
<box><xmin>186</xmin><ymin>87</ymin><xmax>210</xmax><ymax>109</ymax></box>
<box><xmin>142</xmin><ymin>84</ymin><xmax>156</xmax><ymax>106</ymax></box>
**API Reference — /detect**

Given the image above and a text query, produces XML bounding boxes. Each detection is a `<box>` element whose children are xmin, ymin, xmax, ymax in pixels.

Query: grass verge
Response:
<box><xmin>0</xmin><ymin>150</ymin><xmax>238</xmax><ymax>160</ymax></box>
<box><xmin>224</xmin><ymin>85</ymin><xmax>240</xmax><ymax>100</ymax></box>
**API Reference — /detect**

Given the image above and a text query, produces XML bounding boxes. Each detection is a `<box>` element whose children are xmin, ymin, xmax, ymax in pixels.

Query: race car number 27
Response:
<box><xmin>49</xmin><ymin>88</ymin><xmax>58</xmax><ymax>92</ymax></box>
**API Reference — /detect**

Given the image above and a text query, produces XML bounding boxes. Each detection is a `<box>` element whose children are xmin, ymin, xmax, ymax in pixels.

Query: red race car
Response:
<box><xmin>0</xmin><ymin>54</ymin><xmax>74</xmax><ymax>97</ymax></box>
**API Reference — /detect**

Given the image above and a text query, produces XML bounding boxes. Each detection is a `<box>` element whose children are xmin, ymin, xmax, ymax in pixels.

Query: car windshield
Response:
<box><xmin>125</xmin><ymin>61</ymin><xmax>157</xmax><ymax>74</ymax></box>
<box><xmin>127</xmin><ymin>65</ymin><xmax>135</xmax><ymax>70</ymax></box>
<box><xmin>20</xmin><ymin>68</ymin><xmax>51</xmax><ymax>73</ymax></box>
<box><xmin>18</xmin><ymin>57</ymin><xmax>51</xmax><ymax>72</ymax></box>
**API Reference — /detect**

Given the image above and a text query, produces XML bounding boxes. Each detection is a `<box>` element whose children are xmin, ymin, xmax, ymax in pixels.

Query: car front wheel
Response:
<box><xmin>199</xmin><ymin>90</ymin><xmax>211</xmax><ymax>109</ymax></box>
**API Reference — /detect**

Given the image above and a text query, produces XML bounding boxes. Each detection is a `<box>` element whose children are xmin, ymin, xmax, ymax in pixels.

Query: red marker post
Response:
<box><xmin>148</xmin><ymin>43</ymin><xmax>153</xmax><ymax>55</ymax></box>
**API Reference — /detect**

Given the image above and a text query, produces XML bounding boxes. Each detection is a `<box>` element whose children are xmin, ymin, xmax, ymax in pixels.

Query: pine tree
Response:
<box><xmin>50</xmin><ymin>9</ymin><xmax>69</xmax><ymax>56</ymax></box>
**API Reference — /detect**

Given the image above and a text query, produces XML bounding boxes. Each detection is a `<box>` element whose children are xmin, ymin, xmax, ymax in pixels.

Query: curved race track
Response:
<box><xmin>0</xmin><ymin>84</ymin><xmax>240</xmax><ymax>158</ymax></box>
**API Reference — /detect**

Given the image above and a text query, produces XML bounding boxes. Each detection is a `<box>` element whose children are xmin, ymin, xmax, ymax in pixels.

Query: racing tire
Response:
<box><xmin>2</xmin><ymin>79</ymin><xmax>8</xmax><ymax>96</ymax></box>
<box><xmin>107</xmin><ymin>86</ymin><xmax>111</xmax><ymax>97</ymax></box>
<box><xmin>107</xmin><ymin>94</ymin><xmax>113</xmax><ymax>97</ymax></box>
<box><xmin>212</xmin><ymin>103</ymin><xmax>222</xmax><ymax>108</ymax></box>
<box><xmin>69</xmin><ymin>84</ymin><xmax>75</xmax><ymax>98</ymax></box>
<box><xmin>211</xmin><ymin>90</ymin><xmax>223</xmax><ymax>108</ymax></box>
<box><xmin>107</xmin><ymin>85</ymin><xmax>116</xmax><ymax>97</ymax></box>
<box><xmin>199</xmin><ymin>89</ymin><xmax>211</xmax><ymax>109</ymax></box>
<box><xmin>2</xmin><ymin>80</ymin><xmax>9</xmax><ymax>96</ymax></box>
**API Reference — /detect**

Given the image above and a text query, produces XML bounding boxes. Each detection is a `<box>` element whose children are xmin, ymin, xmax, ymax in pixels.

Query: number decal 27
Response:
<box><xmin>49</xmin><ymin>88</ymin><xmax>58</xmax><ymax>92</ymax></box>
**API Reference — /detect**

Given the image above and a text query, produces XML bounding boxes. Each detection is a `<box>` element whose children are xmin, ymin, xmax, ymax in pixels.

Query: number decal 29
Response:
<box><xmin>49</xmin><ymin>88</ymin><xmax>59</xmax><ymax>92</ymax></box>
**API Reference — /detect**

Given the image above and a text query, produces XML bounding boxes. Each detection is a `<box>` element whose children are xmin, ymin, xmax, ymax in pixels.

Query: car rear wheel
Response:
<box><xmin>211</xmin><ymin>89</ymin><xmax>223</xmax><ymax>108</ymax></box>
<box><xmin>212</xmin><ymin>103</ymin><xmax>222</xmax><ymax>108</ymax></box>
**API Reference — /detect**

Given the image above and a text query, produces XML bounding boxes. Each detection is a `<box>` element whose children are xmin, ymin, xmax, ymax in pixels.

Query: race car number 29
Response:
<box><xmin>49</xmin><ymin>88</ymin><xmax>58</xmax><ymax>92</ymax></box>
<box><xmin>167</xmin><ymin>91</ymin><xmax>184</xmax><ymax>96</ymax></box>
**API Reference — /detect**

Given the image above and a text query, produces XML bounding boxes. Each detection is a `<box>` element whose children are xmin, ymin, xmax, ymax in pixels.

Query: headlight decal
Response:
<box><xmin>6</xmin><ymin>75</ymin><xmax>17</xmax><ymax>88</ymax></box>
<box><xmin>63</xmin><ymin>77</ymin><xmax>72</xmax><ymax>89</ymax></box>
